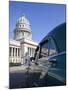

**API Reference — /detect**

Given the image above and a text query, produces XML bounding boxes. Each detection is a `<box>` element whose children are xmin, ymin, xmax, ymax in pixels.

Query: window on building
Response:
<box><xmin>32</xmin><ymin>48</ymin><xmax>35</xmax><ymax>57</ymax></box>
<box><xmin>20</xmin><ymin>25</ymin><xmax>21</xmax><ymax>28</ymax></box>
<box><xmin>28</xmin><ymin>47</ymin><xmax>35</xmax><ymax>57</ymax></box>
<box><xmin>23</xmin><ymin>24</ymin><xmax>25</xmax><ymax>27</ymax></box>
<box><xmin>32</xmin><ymin>48</ymin><xmax>33</xmax><ymax>56</ymax></box>
<box><xmin>49</xmin><ymin>39</ymin><xmax>57</xmax><ymax>56</ymax></box>
<box><xmin>13</xmin><ymin>48</ymin><xmax>14</xmax><ymax>56</ymax></box>
<box><xmin>16</xmin><ymin>48</ymin><xmax>17</xmax><ymax>56</ymax></box>
<box><xmin>28</xmin><ymin>47</ymin><xmax>32</xmax><ymax>56</ymax></box>
<box><xmin>28</xmin><ymin>47</ymin><xmax>30</xmax><ymax>55</ymax></box>
<box><xmin>41</xmin><ymin>39</ymin><xmax>49</xmax><ymax>57</ymax></box>
<box><xmin>30</xmin><ymin>48</ymin><xmax>32</xmax><ymax>56</ymax></box>
<box><xmin>9</xmin><ymin>47</ymin><xmax>12</xmax><ymax>56</ymax></box>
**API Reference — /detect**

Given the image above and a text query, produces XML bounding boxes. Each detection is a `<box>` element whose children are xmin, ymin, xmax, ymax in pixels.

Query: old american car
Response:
<box><xmin>32</xmin><ymin>22</ymin><xmax>66</xmax><ymax>86</ymax></box>
<box><xmin>10</xmin><ymin>23</ymin><xmax>66</xmax><ymax>88</ymax></box>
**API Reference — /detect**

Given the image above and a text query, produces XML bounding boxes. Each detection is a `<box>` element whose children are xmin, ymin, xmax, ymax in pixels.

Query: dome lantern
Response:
<box><xmin>17</xmin><ymin>15</ymin><xmax>30</xmax><ymax>25</ymax></box>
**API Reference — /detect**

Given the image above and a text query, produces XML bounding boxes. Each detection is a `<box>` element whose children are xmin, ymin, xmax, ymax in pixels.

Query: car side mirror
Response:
<box><xmin>49</xmin><ymin>59</ymin><xmax>57</xmax><ymax>67</ymax></box>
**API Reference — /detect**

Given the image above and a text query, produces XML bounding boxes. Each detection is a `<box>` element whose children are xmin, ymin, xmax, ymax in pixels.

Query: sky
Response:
<box><xmin>9</xmin><ymin>1</ymin><xmax>66</xmax><ymax>43</ymax></box>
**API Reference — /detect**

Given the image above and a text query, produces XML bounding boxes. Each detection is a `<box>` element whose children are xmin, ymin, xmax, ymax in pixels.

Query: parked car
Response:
<box><xmin>32</xmin><ymin>22</ymin><xmax>66</xmax><ymax>86</ymax></box>
<box><xmin>10</xmin><ymin>23</ymin><xmax>66</xmax><ymax>88</ymax></box>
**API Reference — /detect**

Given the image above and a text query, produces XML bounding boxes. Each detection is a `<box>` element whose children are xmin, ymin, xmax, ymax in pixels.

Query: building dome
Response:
<box><xmin>16</xmin><ymin>15</ymin><xmax>31</xmax><ymax>32</ymax></box>
<box><xmin>17</xmin><ymin>15</ymin><xmax>30</xmax><ymax>25</ymax></box>
<box><xmin>14</xmin><ymin>15</ymin><xmax>32</xmax><ymax>41</ymax></box>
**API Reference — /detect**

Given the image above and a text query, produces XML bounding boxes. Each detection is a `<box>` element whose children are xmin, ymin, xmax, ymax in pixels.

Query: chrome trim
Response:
<box><xmin>48</xmin><ymin>51</ymin><xmax>66</xmax><ymax>59</ymax></box>
<box><xmin>48</xmin><ymin>71</ymin><xmax>65</xmax><ymax>83</ymax></box>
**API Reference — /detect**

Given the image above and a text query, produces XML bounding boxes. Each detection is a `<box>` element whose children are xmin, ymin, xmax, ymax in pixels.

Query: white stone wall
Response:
<box><xmin>9</xmin><ymin>39</ymin><xmax>38</xmax><ymax>64</ymax></box>
<box><xmin>9</xmin><ymin>41</ymin><xmax>21</xmax><ymax>64</ymax></box>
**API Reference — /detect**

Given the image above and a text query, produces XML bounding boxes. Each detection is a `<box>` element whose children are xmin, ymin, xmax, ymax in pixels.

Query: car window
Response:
<box><xmin>40</xmin><ymin>39</ymin><xmax>49</xmax><ymax>57</ymax></box>
<box><xmin>49</xmin><ymin>38</ymin><xmax>57</xmax><ymax>56</ymax></box>
<box><xmin>40</xmin><ymin>38</ymin><xmax>57</xmax><ymax>58</ymax></box>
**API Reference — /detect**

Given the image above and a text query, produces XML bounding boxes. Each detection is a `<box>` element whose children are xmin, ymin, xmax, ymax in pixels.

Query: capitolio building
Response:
<box><xmin>9</xmin><ymin>15</ymin><xmax>38</xmax><ymax>65</ymax></box>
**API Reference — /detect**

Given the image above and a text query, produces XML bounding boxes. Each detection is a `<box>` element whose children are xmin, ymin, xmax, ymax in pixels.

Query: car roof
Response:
<box><xmin>40</xmin><ymin>22</ymin><xmax>66</xmax><ymax>53</ymax></box>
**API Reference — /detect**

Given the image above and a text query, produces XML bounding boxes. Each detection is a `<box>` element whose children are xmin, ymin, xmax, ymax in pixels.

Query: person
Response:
<box><xmin>25</xmin><ymin>52</ymin><xmax>31</xmax><ymax>66</ymax></box>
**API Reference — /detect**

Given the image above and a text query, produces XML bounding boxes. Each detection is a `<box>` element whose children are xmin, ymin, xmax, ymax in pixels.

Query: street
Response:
<box><xmin>9</xmin><ymin>65</ymin><xmax>42</xmax><ymax>89</ymax></box>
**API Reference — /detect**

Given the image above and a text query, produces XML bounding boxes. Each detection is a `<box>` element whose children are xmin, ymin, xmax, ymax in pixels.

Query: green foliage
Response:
<box><xmin>9</xmin><ymin>63</ymin><xmax>21</xmax><ymax>67</ymax></box>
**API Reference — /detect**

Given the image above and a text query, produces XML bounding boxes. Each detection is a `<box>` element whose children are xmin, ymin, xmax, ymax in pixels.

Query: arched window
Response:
<box><xmin>19</xmin><ymin>25</ymin><xmax>21</xmax><ymax>28</ymax></box>
<box><xmin>23</xmin><ymin>24</ymin><xmax>25</xmax><ymax>27</ymax></box>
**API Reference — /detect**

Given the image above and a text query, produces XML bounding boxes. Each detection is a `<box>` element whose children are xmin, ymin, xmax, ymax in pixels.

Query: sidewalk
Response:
<box><xmin>9</xmin><ymin>64</ymin><xmax>42</xmax><ymax>73</ymax></box>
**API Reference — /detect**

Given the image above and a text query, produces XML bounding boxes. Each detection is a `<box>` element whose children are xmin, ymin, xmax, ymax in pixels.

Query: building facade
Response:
<box><xmin>9</xmin><ymin>15</ymin><xmax>38</xmax><ymax>64</ymax></box>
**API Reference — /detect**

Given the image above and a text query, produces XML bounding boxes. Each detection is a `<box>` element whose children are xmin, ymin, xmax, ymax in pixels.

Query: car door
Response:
<box><xmin>48</xmin><ymin>52</ymin><xmax>66</xmax><ymax>86</ymax></box>
<box><xmin>36</xmin><ymin>37</ymin><xmax>66</xmax><ymax>86</ymax></box>
<box><xmin>46</xmin><ymin>38</ymin><xmax>66</xmax><ymax>86</ymax></box>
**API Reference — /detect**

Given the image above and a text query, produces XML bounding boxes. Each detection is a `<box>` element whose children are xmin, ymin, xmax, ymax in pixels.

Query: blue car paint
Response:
<box><xmin>35</xmin><ymin>22</ymin><xmax>66</xmax><ymax>86</ymax></box>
